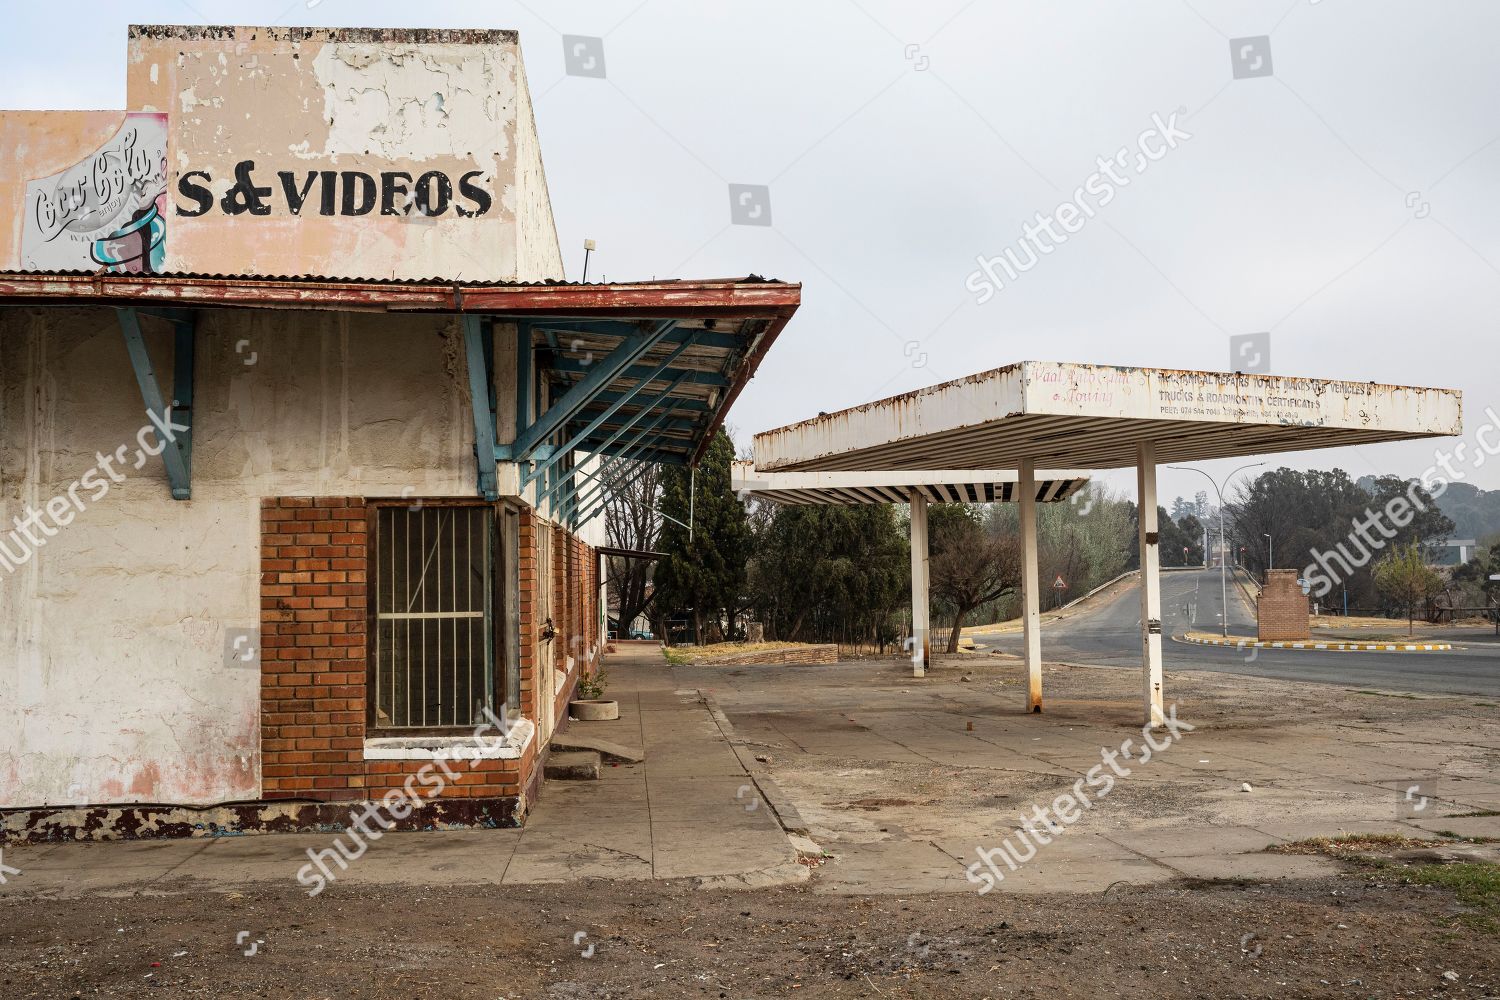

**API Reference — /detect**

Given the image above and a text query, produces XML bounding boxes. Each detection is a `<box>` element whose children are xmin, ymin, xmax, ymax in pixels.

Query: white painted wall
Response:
<box><xmin>0</xmin><ymin>305</ymin><xmax>541</xmax><ymax>807</ymax></box>
<box><xmin>510</xmin><ymin>46</ymin><xmax>565</xmax><ymax>283</ymax></box>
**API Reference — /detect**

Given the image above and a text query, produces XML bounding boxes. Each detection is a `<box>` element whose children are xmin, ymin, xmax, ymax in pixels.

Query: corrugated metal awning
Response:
<box><xmin>731</xmin><ymin>462</ymin><xmax>1088</xmax><ymax>505</ymax></box>
<box><xmin>0</xmin><ymin>271</ymin><xmax>800</xmax><ymax>468</ymax></box>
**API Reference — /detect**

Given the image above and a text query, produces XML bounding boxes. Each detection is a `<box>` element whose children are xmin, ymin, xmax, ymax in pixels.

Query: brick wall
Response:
<box><xmin>259</xmin><ymin>497</ymin><xmax>588</xmax><ymax>811</ymax></box>
<box><xmin>518</xmin><ymin>507</ymin><xmax>539</xmax><ymax>720</ymax></box>
<box><xmin>1258</xmin><ymin>569</ymin><xmax>1310</xmax><ymax>641</ymax></box>
<box><xmin>259</xmin><ymin>497</ymin><xmax>368</xmax><ymax>800</ymax></box>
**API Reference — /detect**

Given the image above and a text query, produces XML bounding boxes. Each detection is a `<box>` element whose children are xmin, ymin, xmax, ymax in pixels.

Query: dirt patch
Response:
<box><xmin>846</xmin><ymin>797</ymin><xmax>929</xmax><ymax>811</ymax></box>
<box><xmin>4</xmin><ymin>874</ymin><xmax>1498</xmax><ymax>998</ymax></box>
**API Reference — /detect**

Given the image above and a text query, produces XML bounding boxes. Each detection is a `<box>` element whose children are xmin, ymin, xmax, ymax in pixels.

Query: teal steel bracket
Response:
<box><xmin>462</xmin><ymin>316</ymin><xmax>500</xmax><ymax>500</ymax></box>
<box><xmin>575</xmin><ymin>458</ymin><xmax>656</xmax><ymax>526</ymax></box>
<box><xmin>546</xmin><ymin>413</ymin><xmax>677</xmax><ymax>513</ymax></box>
<box><xmin>540</xmin><ymin>380</ymin><xmax>688</xmax><ymax>512</ymax></box>
<box><xmin>520</xmin><ymin>333</ymin><xmax>697</xmax><ymax>491</ymax></box>
<box><xmin>117</xmin><ymin>307</ymin><xmax>193</xmax><ymax>500</ymax></box>
<box><xmin>511</xmin><ymin>320</ymin><xmax>675</xmax><ymax>460</ymax></box>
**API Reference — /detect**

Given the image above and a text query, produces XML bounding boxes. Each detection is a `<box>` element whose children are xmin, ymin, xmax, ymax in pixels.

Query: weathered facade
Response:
<box><xmin>4</xmin><ymin>26</ymin><xmax>557</xmax><ymax>281</ymax></box>
<box><xmin>0</xmin><ymin>26</ymin><xmax>799</xmax><ymax>839</ymax></box>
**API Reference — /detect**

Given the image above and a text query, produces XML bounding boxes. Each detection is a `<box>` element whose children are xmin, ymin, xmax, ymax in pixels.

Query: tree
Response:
<box><xmin>984</xmin><ymin>482</ymin><xmax>1136</xmax><ymax>615</ymax></box>
<box><xmin>651</xmin><ymin>431</ymin><xmax>750</xmax><ymax>645</ymax></box>
<box><xmin>1228</xmin><ymin>467</ymin><xmax>1383</xmax><ymax>603</ymax></box>
<box><xmin>1451</xmin><ymin>538</ymin><xmax>1500</xmax><ymax>609</ymax></box>
<box><xmin>747</xmin><ymin>503</ymin><xmax>908</xmax><ymax>647</ymax></box>
<box><xmin>602</xmin><ymin>460</ymin><xmax>661</xmax><ymax>636</ymax></box>
<box><xmin>1158</xmin><ymin>508</ymin><xmax>1205</xmax><ymax>567</ymax></box>
<box><xmin>929</xmin><ymin>505</ymin><xmax>1020</xmax><ymax>652</ymax></box>
<box><xmin>1362</xmin><ymin>475</ymin><xmax>1455</xmax><ymax>560</ymax></box>
<box><xmin>1373</xmin><ymin>541</ymin><xmax>1443</xmax><ymax>636</ymax></box>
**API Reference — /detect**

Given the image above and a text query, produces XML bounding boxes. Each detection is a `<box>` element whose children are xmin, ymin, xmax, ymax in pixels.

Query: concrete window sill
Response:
<box><xmin>362</xmin><ymin>719</ymin><xmax>535</xmax><ymax>761</ymax></box>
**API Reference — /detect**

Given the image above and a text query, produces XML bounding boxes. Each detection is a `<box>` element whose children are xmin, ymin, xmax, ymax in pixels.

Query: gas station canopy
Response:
<box><xmin>745</xmin><ymin>360</ymin><xmax>1463</xmax><ymax>727</ymax></box>
<box><xmin>752</xmin><ymin>361</ymin><xmax>1463</xmax><ymax>472</ymax></box>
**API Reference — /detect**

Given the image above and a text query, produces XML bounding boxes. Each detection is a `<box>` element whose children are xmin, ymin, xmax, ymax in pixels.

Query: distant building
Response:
<box><xmin>1431</xmin><ymin>539</ymin><xmax>1478</xmax><ymax>567</ymax></box>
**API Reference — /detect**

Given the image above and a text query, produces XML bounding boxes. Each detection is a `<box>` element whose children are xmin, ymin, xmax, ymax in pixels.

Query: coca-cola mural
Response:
<box><xmin>22</xmin><ymin>113</ymin><xmax>169</xmax><ymax>274</ymax></box>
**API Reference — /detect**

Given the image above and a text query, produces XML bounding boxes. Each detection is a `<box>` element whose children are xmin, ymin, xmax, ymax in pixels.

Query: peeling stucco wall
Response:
<box><xmin>0</xmin><ymin>25</ymin><xmax>562</xmax><ymax>281</ymax></box>
<box><xmin>510</xmin><ymin>46</ymin><xmax>564</xmax><ymax>282</ymax></box>
<box><xmin>0</xmin><ymin>306</ymin><xmax>533</xmax><ymax>808</ymax></box>
<box><xmin>123</xmin><ymin>25</ymin><xmax>537</xmax><ymax>280</ymax></box>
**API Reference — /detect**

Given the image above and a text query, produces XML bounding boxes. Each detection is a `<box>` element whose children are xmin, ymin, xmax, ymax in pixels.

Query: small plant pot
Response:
<box><xmin>570</xmin><ymin>699</ymin><xmax>619</xmax><ymax>722</ymax></box>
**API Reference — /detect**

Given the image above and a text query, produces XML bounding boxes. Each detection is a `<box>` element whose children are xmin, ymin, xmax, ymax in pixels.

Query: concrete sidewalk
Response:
<box><xmin>8</xmin><ymin>648</ymin><xmax>1498</xmax><ymax>901</ymax></box>
<box><xmin>686</xmin><ymin>655</ymin><xmax>1500</xmax><ymax>895</ymax></box>
<box><xmin>0</xmin><ymin>644</ymin><xmax>803</xmax><ymax>899</ymax></box>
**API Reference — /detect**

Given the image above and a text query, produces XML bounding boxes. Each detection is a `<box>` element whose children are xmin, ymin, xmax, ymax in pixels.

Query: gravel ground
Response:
<box><xmin>2</xmin><ymin>869</ymin><xmax>1497</xmax><ymax>999</ymax></box>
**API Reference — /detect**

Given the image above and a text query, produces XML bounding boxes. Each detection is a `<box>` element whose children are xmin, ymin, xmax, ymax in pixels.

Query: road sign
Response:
<box><xmin>1052</xmin><ymin>574</ymin><xmax>1067</xmax><ymax>590</ymax></box>
<box><xmin>1297</xmin><ymin>577</ymin><xmax>1311</xmax><ymax>595</ymax></box>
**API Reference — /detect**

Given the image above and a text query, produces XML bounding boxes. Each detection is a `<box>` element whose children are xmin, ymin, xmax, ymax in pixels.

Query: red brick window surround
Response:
<box><xmin>261</xmin><ymin>496</ymin><xmax>532</xmax><ymax>804</ymax></box>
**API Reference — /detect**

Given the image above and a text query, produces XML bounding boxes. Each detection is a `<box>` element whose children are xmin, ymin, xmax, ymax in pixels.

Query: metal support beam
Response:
<box><xmin>1019</xmin><ymin>458</ymin><xmax>1042</xmax><ymax>713</ymax></box>
<box><xmin>574</xmin><ymin>458</ymin><xmax>656</xmax><ymax>526</ymax></box>
<box><xmin>521</xmin><ymin>342</ymin><xmax>695</xmax><ymax>490</ymax></box>
<box><xmin>531</xmin><ymin>320</ymin><xmax>742</xmax><ymax>350</ymax></box>
<box><xmin>582</xmin><ymin>389</ymin><xmax>711</xmax><ymax>414</ymax></box>
<box><xmin>171</xmin><ymin>322</ymin><xmax>195</xmax><ymax>485</ymax></box>
<box><xmin>571</xmin><ymin>415</ymin><xmax>699</xmax><ymax>439</ymax></box>
<box><xmin>572</xmin><ymin>442</ymin><xmax>689</xmax><ymax>466</ymax></box>
<box><xmin>549</xmin><ymin>356</ymin><xmax>729</xmax><ymax>387</ymax></box>
<box><xmin>511</xmin><ymin>320</ymin><xmax>674</xmax><ymax>458</ymax></box>
<box><xmin>540</xmin><ymin>397</ymin><xmax>683</xmax><ymax>513</ymax></box>
<box><xmin>565</xmin><ymin>372</ymin><xmax>692</xmax><ymax>471</ymax></box>
<box><xmin>1137</xmin><ymin>441</ymin><xmax>1165</xmax><ymax>727</ymax></box>
<box><xmin>462</xmin><ymin>316</ymin><xmax>500</xmax><ymax>500</ymax></box>
<box><xmin>579</xmin><ymin>413</ymin><xmax>685</xmax><ymax>515</ymax></box>
<box><xmin>909</xmin><ymin>490</ymin><xmax>930</xmax><ymax>678</ymax></box>
<box><xmin>507</xmin><ymin>321</ymin><xmax>534</xmax><ymax>469</ymax></box>
<box><xmin>117</xmin><ymin>308</ymin><xmax>192</xmax><ymax>500</ymax></box>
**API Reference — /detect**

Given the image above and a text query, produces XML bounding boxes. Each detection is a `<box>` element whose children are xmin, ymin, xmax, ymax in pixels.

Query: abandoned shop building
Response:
<box><xmin>0</xmin><ymin>25</ymin><xmax>800</xmax><ymax>838</ymax></box>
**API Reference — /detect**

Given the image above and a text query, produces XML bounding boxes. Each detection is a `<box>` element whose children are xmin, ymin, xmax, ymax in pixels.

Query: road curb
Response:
<box><xmin>699</xmin><ymin>691</ymin><xmax>812</xmax><ymax>838</ymax></box>
<box><xmin>1179</xmin><ymin>633</ymin><xmax>1452</xmax><ymax>653</ymax></box>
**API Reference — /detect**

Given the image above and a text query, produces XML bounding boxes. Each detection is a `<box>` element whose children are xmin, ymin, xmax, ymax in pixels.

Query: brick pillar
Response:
<box><xmin>260</xmin><ymin>497</ymin><xmax>368</xmax><ymax>801</ymax></box>
<box><xmin>552</xmin><ymin>524</ymin><xmax>568</xmax><ymax>672</ymax></box>
<box><xmin>1258</xmin><ymin>569</ymin><xmax>1310</xmax><ymax>641</ymax></box>
<box><xmin>518</xmin><ymin>507</ymin><xmax>537</xmax><ymax>720</ymax></box>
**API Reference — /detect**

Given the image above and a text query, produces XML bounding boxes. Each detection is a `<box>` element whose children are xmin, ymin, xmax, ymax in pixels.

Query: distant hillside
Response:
<box><xmin>1357</xmin><ymin>475</ymin><xmax>1500</xmax><ymax>542</ymax></box>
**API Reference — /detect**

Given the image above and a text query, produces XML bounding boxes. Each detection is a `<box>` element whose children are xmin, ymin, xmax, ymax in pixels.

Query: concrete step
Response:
<box><xmin>544</xmin><ymin>751</ymin><xmax>602</xmax><ymax>781</ymax></box>
<box><xmin>550</xmin><ymin>732</ymin><xmax>644</xmax><ymax>764</ymax></box>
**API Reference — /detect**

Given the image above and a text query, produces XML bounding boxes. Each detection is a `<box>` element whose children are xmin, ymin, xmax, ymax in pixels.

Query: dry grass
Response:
<box><xmin>662</xmin><ymin>641</ymin><xmax>811</xmax><ymax>665</ymax></box>
<box><xmin>1267</xmin><ymin>832</ymin><xmax>1433</xmax><ymax>857</ymax></box>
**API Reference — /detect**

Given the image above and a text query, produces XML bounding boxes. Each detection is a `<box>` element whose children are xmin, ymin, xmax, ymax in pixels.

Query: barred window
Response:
<box><xmin>371</xmin><ymin>503</ymin><xmax>497</xmax><ymax>730</ymax></box>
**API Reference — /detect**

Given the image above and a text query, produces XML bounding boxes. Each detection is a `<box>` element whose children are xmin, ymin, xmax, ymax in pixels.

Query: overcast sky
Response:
<box><xmin>7</xmin><ymin>1</ymin><xmax>1498</xmax><ymax>506</ymax></box>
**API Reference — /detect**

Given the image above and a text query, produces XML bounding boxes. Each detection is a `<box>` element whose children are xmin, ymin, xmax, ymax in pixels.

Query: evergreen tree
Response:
<box><xmin>651</xmin><ymin>431</ymin><xmax>750</xmax><ymax>644</ymax></box>
<box><xmin>747</xmin><ymin>503</ymin><xmax>908</xmax><ymax>646</ymax></box>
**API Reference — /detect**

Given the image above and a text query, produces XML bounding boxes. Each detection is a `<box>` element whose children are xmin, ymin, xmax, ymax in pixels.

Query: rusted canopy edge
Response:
<box><xmin>690</xmin><ymin>310</ymin><xmax>792</xmax><ymax>466</ymax></box>
<box><xmin>0</xmin><ymin>272</ymin><xmax>802</xmax><ymax>318</ymax></box>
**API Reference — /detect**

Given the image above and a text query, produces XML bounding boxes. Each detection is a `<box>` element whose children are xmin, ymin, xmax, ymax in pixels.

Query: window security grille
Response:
<box><xmin>373</xmin><ymin>505</ymin><xmax>494</xmax><ymax>729</ymax></box>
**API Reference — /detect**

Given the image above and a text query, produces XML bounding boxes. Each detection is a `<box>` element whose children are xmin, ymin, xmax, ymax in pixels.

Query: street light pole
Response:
<box><xmin>1264</xmin><ymin>533</ymin><xmax>1273</xmax><ymax>573</ymax></box>
<box><xmin>1167</xmin><ymin>462</ymin><xmax>1266</xmax><ymax>637</ymax></box>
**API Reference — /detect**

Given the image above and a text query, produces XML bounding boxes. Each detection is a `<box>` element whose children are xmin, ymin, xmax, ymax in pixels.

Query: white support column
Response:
<box><xmin>1136</xmin><ymin>442</ymin><xmax>1165</xmax><ymax>727</ymax></box>
<box><xmin>909</xmin><ymin>490</ymin><xmax>930</xmax><ymax>678</ymax></box>
<box><xmin>1019</xmin><ymin>459</ymin><xmax>1042</xmax><ymax>713</ymax></box>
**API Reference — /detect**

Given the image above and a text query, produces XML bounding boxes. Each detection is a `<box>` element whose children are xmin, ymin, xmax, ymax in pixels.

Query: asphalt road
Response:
<box><xmin>973</xmin><ymin>568</ymin><xmax>1500</xmax><ymax>699</ymax></box>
